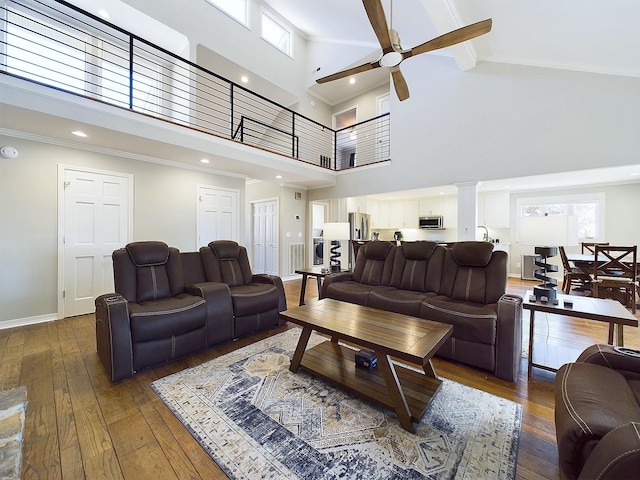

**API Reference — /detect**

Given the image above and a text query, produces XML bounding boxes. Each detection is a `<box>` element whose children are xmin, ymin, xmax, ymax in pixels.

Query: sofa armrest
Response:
<box><xmin>95</xmin><ymin>293</ymin><xmax>133</xmax><ymax>382</ymax></box>
<box><xmin>252</xmin><ymin>274</ymin><xmax>287</xmax><ymax>314</ymax></box>
<box><xmin>319</xmin><ymin>272</ymin><xmax>354</xmax><ymax>299</ymax></box>
<box><xmin>186</xmin><ymin>282</ymin><xmax>234</xmax><ymax>344</ymax></box>
<box><xmin>577</xmin><ymin>422</ymin><xmax>640</xmax><ymax>480</ymax></box>
<box><xmin>577</xmin><ymin>344</ymin><xmax>640</xmax><ymax>380</ymax></box>
<box><xmin>493</xmin><ymin>294</ymin><xmax>523</xmax><ymax>382</ymax></box>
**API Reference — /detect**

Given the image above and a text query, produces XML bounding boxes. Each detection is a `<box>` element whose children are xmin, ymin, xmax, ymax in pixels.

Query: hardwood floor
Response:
<box><xmin>2</xmin><ymin>277</ymin><xmax>638</xmax><ymax>479</ymax></box>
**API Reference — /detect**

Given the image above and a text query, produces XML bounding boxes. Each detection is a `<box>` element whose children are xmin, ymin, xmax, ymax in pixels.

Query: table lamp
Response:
<box><xmin>518</xmin><ymin>215</ymin><xmax>578</xmax><ymax>300</ymax></box>
<box><xmin>323</xmin><ymin>222</ymin><xmax>350</xmax><ymax>272</ymax></box>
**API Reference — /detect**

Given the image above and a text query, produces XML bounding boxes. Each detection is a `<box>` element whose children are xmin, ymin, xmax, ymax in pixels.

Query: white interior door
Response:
<box><xmin>252</xmin><ymin>199</ymin><xmax>278</xmax><ymax>275</ymax></box>
<box><xmin>197</xmin><ymin>186</ymin><xmax>239</xmax><ymax>247</ymax></box>
<box><xmin>60</xmin><ymin>167</ymin><xmax>131</xmax><ymax>318</ymax></box>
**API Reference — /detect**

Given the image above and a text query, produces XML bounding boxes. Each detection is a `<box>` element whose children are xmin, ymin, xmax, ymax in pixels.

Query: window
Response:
<box><xmin>518</xmin><ymin>193</ymin><xmax>604</xmax><ymax>241</ymax></box>
<box><xmin>261</xmin><ymin>10</ymin><xmax>292</xmax><ymax>57</ymax></box>
<box><xmin>5</xmin><ymin>7</ymin><xmax>87</xmax><ymax>95</ymax></box>
<box><xmin>205</xmin><ymin>0</ymin><xmax>249</xmax><ymax>27</ymax></box>
<box><xmin>2</xmin><ymin>2</ymin><xmax>168</xmax><ymax>117</ymax></box>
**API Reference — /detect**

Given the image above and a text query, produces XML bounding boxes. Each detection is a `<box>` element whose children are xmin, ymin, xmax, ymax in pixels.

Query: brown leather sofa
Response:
<box><xmin>95</xmin><ymin>241</ymin><xmax>286</xmax><ymax>381</ymax></box>
<box><xmin>555</xmin><ymin>344</ymin><xmax>640</xmax><ymax>479</ymax></box>
<box><xmin>320</xmin><ymin>240</ymin><xmax>523</xmax><ymax>381</ymax></box>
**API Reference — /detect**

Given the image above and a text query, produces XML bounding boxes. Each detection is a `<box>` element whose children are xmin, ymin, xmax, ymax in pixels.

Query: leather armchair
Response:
<box><xmin>555</xmin><ymin>344</ymin><xmax>640</xmax><ymax>479</ymax></box>
<box><xmin>95</xmin><ymin>241</ymin><xmax>233</xmax><ymax>381</ymax></box>
<box><xmin>200</xmin><ymin>240</ymin><xmax>287</xmax><ymax>337</ymax></box>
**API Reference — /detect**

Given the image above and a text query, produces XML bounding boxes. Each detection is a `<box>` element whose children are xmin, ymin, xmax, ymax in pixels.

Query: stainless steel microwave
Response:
<box><xmin>419</xmin><ymin>215</ymin><xmax>444</xmax><ymax>229</ymax></box>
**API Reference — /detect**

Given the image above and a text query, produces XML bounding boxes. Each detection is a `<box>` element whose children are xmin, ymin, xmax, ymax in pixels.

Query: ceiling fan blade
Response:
<box><xmin>390</xmin><ymin>66</ymin><xmax>409</xmax><ymax>101</ymax></box>
<box><xmin>316</xmin><ymin>62</ymin><xmax>377</xmax><ymax>84</ymax></box>
<box><xmin>362</xmin><ymin>0</ymin><xmax>392</xmax><ymax>50</ymax></box>
<box><xmin>408</xmin><ymin>19</ymin><xmax>492</xmax><ymax>57</ymax></box>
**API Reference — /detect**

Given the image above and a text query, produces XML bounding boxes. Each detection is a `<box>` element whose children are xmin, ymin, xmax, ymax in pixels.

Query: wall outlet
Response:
<box><xmin>516</xmin><ymin>262</ymin><xmax>521</xmax><ymax>268</ymax></box>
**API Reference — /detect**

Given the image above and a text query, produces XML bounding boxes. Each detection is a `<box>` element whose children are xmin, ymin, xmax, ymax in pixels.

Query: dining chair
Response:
<box><xmin>581</xmin><ymin>241</ymin><xmax>609</xmax><ymax>254</ymax></box>
<box><xmin>591</xmin><ymin>245</ymin><xmax>637</xmax><ymax>313</ymax></box>
<box><xmin>558</xmin><ymin>246</ymin><xmax>592</xmax><ymax>294</ymax></box>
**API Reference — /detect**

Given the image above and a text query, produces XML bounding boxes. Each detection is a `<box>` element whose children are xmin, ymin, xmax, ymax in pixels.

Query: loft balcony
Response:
<box><xmin>0</xmin><ymin>0</ymin><xmax>390</xmax><ymax>184</ymax></box>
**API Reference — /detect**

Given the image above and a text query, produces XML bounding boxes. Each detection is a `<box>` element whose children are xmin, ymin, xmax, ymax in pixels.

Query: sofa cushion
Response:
<box><xmin>228</xmin><ymin>283</ymin><xmax>279</xmax><ymax>317</ymax></box>
<box><xmin>126</xmin><ymin>241</ymin><xmax>169</xmax><ymax>266</ymax></box>
<box><xmin>451</xmin><ymin>241</ymin><xmax>494</xmax><ymax>267</ymax></box>
<box><xmin>129</xmin><ymin>294</ymin><xmax>207</xmax><ymax>342</ymax></box>
<box><xmin>390</xmin><ymin>241</ymin><xmax>443</xmax><ymax>292</ymax></box>
<box><xmin>369</xmin><ymin>287</ymin><xmax>433</xmax><ymax>317</ymax></box>
<box><xmin>324</xmin><ymin>281</ymin><xmax>372</xmax><ymax>306</ymax></box>
<box><xmin>420</xmin><ymin>296</ymin><xmax>497</xmax><ymax>345</ymax></box>
<box><xmin>352</xmin><ymin>241</ymin><xmax>395</xmax><ymax>286</ymax></box>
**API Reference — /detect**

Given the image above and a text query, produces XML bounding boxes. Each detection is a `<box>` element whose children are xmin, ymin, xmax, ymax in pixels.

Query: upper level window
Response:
<box><xmin>261</xmin><ymin>10</ymin><xmax>292</xmax><ymax>57</ymax></box>
<box><xmin>205</xmin><ymin>0</ymin><xmax>249</xmax><ymax>27</ymax></box>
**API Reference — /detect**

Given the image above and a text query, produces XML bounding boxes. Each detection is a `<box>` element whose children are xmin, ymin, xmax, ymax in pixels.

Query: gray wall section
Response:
<box><xmin>0</xmin><ymin>134</ymin><xmax>245</xmax><ymax>324</ymax></box>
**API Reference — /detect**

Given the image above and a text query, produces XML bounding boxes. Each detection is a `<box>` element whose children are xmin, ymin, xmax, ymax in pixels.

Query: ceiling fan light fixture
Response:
<box><xmin>379</xmin><ymin>50</ymin><xmax>403</xmax><ymax>68</ymax></box>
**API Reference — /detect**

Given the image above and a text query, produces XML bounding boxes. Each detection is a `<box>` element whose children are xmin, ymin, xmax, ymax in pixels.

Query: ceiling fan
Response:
<box><xmin>316</xmin><ymin>0</ymin><xmax>492</xmax><ymax>101</ymax></box>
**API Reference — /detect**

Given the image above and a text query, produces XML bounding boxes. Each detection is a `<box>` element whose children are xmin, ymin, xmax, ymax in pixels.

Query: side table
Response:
<box><xmin>523</xmin><ymin>289</ymin><xmax>638</xmax><ymax>379</ymax></box>
<box><xmin>294</xmin><ymin>267</ymin><xmax>347</xmax><ymax>306</ymax></box>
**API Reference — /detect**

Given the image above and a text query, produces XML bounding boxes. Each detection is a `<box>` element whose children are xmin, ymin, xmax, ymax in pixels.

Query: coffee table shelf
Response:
<box><xmin>301</xmin><ymin>340</ymin><xmax>442</xmax><ymax>422</ymax></box>
<box><xmin>282</xmin><ymin>299</ymin><xmax>452</xmax><ymax>432</ymax></box>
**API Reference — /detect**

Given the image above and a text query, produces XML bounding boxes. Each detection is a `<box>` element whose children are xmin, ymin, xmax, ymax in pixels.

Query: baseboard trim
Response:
<box><xmin>0</xmin><ymin>313</ymin><xmax>57</xmax><ymax>330</ymax></box>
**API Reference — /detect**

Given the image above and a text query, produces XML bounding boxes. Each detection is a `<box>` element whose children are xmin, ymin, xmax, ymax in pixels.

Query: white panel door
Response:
<box><xmin>253</xmin><ymin>201</ymin><xmax>266</xmax><ymax>273</ymax></box>
<box><xmin>264</xmin><ymin>200</ymin><xmax>278</xmax><ymax>276</ymax></box>
<box><xmin>252</xmin><ymin>199</ymin><xmax>278</xmax><ymax>275</ymax></box>
<box><xmin>197</xmin><ymin>186</ymin><xmax>239</xmax><ymax>247</ymax></box>
<box><xmin>62</xmin><ymin>168</ymin><xmax>131</xmax><ymax>317</ymax></box>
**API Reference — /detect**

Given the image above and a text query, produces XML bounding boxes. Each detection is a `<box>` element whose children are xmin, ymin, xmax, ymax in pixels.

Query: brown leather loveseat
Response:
<box><xmin>95</xmin><ymin>240</ymin><xmax>286</xmax><ymax>381</ymax></box>
<box><xmin>555</xmin><ymin>344</ymin><xmax>640</xmax><ymax>479</ymax></box>
<box><xmin>320</xmin><ymin>240</ymin><xmax>523</xmax><ymax>381</ymax></box>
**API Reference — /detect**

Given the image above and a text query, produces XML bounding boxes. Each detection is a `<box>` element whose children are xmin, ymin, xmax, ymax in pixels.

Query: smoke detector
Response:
<box><xmin>1</xmin><ymin>146</ymin><xmax>19</xmax><ymax>159</ymax></box>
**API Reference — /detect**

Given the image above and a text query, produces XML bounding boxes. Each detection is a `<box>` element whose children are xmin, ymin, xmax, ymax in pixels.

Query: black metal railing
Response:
<box><xmin>0</xmin><ymin>0</ymin><xmax>390</xmax><ymax>170</ymax></box>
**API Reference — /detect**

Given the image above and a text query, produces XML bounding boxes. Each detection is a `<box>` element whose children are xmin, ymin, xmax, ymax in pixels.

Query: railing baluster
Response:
<box><xmin>128</xmin><ymin>35</ymin><xmax>134</xmax><ymax>110</ymax></box>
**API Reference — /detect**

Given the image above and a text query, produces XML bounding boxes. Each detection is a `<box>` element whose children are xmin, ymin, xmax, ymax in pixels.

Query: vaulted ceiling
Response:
<box><xmin>264</xmin><ymin>0</ymin><xmax>640</xmax><ymax>105</ymax></box>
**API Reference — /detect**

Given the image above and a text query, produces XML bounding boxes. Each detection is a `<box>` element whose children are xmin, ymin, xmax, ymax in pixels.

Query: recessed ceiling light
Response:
<box><xmin>200</xmin><ymin>158</ymin><xmax>210</xmax><ymax>164</ymax></box>
<box><xmin>276</xmin><ymin>175</ymin><xmax>283</xmax><ymax>179</ymax></box>
<box><xmin>630</xmin><ymin>172</ymin><xmax>639</xmax><ymax>176</ymax></box>
<box><xmin>97</xmin><ymin>9</ymin><xmax>110</xmax><ymax>19</ymax></box>
<box><xmin>72</xmin><ymin>130</ymin><xmax>87</xmax><ymax>137</ymax></box>
<box><xmin>349</xmin><ymin>78</ymin><xmax>356</xmax><ymax>85</ymax></box>
<box><xmin>241</xmin><ymin>75</ymin><xmax>249</xmax><ymax>83</ymax></box>
<box><xmin>438</xmin><ymin>192</ymin><xmax>444</xmax><ymax>195</ymax></box>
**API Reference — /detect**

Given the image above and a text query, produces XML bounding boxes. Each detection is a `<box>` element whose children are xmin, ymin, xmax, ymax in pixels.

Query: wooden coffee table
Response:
<box><xmin>281</xmin><ymin>298</ymin><xmax>453</xmax><ymax>433</ymax></box>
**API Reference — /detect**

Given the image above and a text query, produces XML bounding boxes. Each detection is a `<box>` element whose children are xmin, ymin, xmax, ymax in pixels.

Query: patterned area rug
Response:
<box><xmin>151</xmin><ymin>329</ymin><xmax>521</xmax><ymax>479</ymax></box>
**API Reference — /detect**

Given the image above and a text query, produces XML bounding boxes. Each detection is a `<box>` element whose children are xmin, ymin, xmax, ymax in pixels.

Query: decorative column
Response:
<box><xmin>455</xmin><ymin>181</ymin><xmax>479</xmax><ymax>241</ymax></box>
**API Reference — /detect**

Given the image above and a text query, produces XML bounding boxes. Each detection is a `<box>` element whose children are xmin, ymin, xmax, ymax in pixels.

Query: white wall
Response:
<box><xmin>123</xmin><ymin>0</ymin><xmax>309</xmax><ymax>101</ymax></box>
<box><xmin>0</xmin><ymin>134</ymin><xmax>245</xmax><ymax>325</ymax></box>
<box><xmin>308</xmin><ymin>57</ymin><xmax>640</xmax><ymax>201</ymax></box>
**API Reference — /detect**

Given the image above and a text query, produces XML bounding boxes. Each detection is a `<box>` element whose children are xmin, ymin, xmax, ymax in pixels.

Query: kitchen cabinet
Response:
<box><xmin>400</xmin><ymin>201</ymin><xmax>418</xmax><ymax>228</ymax></box>
<box><xmin>377</xmin><ymin>202</ymin><xmax>391</xmax><ymax>228</ymax></box>
<box><xmin>479</xmin><ymin>192</ymin><xmax>510</xmax><ymax>228</ymax></box>
<box><xmin>372</xmin><ymin>200</ymin><xmax>418</xmax><ymax>229</ymax></box>
<box><xmin>419</xmin><ymin>196</ymin><xmax>457</xmax><ymax>229</ymax></box>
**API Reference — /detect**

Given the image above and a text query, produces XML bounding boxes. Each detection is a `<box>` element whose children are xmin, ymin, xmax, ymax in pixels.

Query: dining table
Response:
<box><xmin>565</xmin><ymin>252</ymin><xmax>639</xmax><ymax>274</ymax></box>
<box><xmin>565</xmin><ymin>251</ymin><xmax>639</xmax><ymax>309</ymax></box>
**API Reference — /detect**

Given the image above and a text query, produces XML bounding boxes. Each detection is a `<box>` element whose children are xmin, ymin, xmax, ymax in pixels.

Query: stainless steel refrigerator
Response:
<box><xmin>348</xmin><ymin>212</ymin><xmax>371</xmax><ymax>267</ymax></box>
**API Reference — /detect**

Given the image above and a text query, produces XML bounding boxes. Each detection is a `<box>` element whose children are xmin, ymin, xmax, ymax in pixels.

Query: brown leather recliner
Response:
<box><xmin>555</xmin><ymin>344</ymin><xmax>640</xmax><ymax>479</ymax></box>
<box><xmin>95</xmin><ymin>241</ymin><xmax>233</xmax><ymax>381</ymax></box>
<box><xmin>200</xmin><ymin>240</ymin><xmax>287</xmax><ymax>337</ymax></box>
